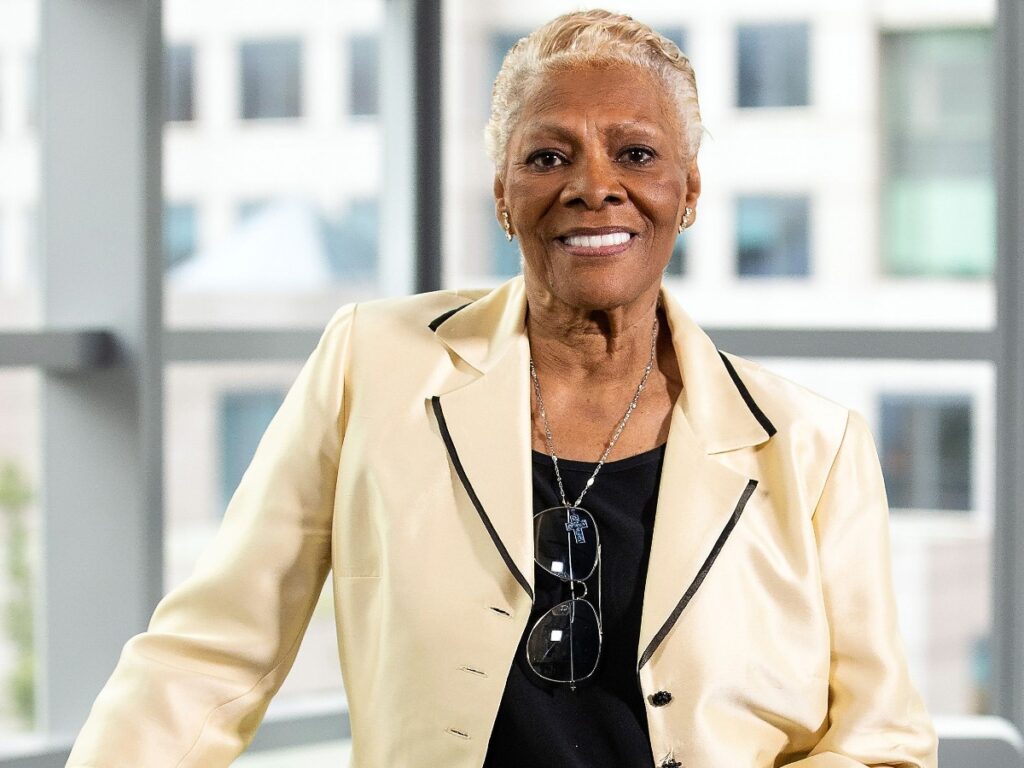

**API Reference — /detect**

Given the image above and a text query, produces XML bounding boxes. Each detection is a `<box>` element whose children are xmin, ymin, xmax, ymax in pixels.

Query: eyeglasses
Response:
<box><xmin>526</xmin><ymin>505</ymin><xmax>603</xmax><ymax>691</ymax></box>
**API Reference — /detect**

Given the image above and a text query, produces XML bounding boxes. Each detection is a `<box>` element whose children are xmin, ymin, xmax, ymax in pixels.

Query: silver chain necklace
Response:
<box><xmin>529</xmin><ymin>313</ymin><xmax>660</xmax><ymax>510</ymax></box>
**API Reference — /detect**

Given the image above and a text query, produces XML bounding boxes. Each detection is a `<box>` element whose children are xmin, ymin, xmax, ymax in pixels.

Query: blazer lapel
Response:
<box><xmin>429</xmin><ymin>279</ymin><xmax>535</xmax><ymax>603</ymax></box>
<box><xmin>636</xmin><ymin>287</ymin><xmax>776</xmax><ymax>672</ymax></box>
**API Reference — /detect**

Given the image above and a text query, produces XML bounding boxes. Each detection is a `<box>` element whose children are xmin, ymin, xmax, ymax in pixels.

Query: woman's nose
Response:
<box><xmin>559</xmin><ymin>153</ymin><xmax>625</xmax><ymax>210</ymax></box>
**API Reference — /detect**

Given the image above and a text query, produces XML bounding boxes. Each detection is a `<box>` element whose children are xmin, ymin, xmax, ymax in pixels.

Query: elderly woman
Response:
<box><xmin>67</xmin><ymin>9</ymin><xmax>937</xmax><ymax>768</ymax></box>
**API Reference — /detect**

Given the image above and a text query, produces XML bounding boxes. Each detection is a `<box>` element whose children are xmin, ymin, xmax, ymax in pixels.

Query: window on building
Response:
<box><xmin>219</xmin><ymin>390</ymin><xmax>286</xmax><ymax>511</ymax></box>
<box><xmin>881</xmin><ymin>30</ymin><xmax>994</xmax><ymax>277</ymax></box>
<box><xmin>348</xmin><ymin>34</ymin><xmax>379</xmax><ymax>117</ymax></box>
<box><xmin>164</xmin><ymin>203</ymin><xmax>197</xmax><ymax>270</ymax></box>
<box><xmin>879</xmin><ymin>393</ymin><xmax>973</xmax><ymax>512</ymax></box>
<box><xmin>164</xmin><ymin>44</ymin><xmax>195</xmax><ymax>122</ymax></box>
<box><xmin>240</xmin><ymin>39</ymin><xmax>302</xmax><ymax>120</ymax></box>
<box><xmin>324</xmin><ymin>198</ymin><xmax>378</xmax><ymax>279</ymax></box>
<box><xmin>237</xmin><ymin>199</ymin><xmax>271</xmax><ymax>224</ymax></box>
<box><xmin>736</xmin><ymin>195</ymin><xmax>810</xmax><ymax>276</ymax></box>
<box><xmin>737</xmin><ymin>23</ymin><xmax>810</xmax><ymax>108</ymax></box>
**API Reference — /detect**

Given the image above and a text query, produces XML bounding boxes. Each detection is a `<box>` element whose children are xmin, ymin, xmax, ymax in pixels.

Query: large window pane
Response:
<box><xmin>163</xmin><ymin>4</ymin><xmax>388</xmax><ymax>328</ymax></box>
<box><xmin>0</xmin><ymin>0</ymin><xmax>39</xmax><ymax>329</ymax></box>
<box><xmin>0</xmin><ymin>368</ymin><xmax>41</xmax><ymax>739</ymax></box>
<box><xmin>165</xmin><ymin>363</ymin><xmax>344</xmax><ymax>704</ymax></box>
<box><xmin>882</xmin><ymin>29</ymin><xmax>994</xmax><ymax>277</ymax></box>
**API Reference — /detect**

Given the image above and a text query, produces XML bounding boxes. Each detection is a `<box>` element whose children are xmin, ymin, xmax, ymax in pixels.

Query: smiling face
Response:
<box><xmin>495</xmin><ymin>64</ymin><xmax>700</xmax><ymax>314</ymax></box>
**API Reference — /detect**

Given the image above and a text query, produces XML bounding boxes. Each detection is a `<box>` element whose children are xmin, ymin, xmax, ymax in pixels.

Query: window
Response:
<box><xmin>736</xmin><ymin>195</ymin><xmax>810</xmax><ymax>276</ymax></box>
<box><xmin>240</xmin><ymin>39</ymin><xmax>302</xmax><ymax>120</ymax></box>
<box><xmin>737</xmin><ymin>23</ymin><xmax>810</xmax><ymax>108</ymax></box>
<box><xmin>881</xmin><ymin>30</ymin><xmax>994</xmax><ymax>277</ymax></box>
<box><xmin>165</xmin><ymin>44</ymin><xmax>195</xmax><ymax>122</ymax></box>
<box><xmin>164</xmin><ymin>203</ymin><xmax>197</xmax><ymax>270</ymax></box>
<box><xmin>348</xmin><ymin>34</ymin><xmax>379</xmax><ymax>117</ymax></box>
<box><xmin>238</xmin><ymin>199</ymin><xmax>271</xmax><ymax>224</ymax></box>
<box><xmin>880</xmin><ymin>393</ymin><xmax>973</xmax><ymax>512</ymax></box>
<box><xmin>219</xmin><ymin>389</ymin><xmax>286</xmax><ymax>510</ymax></box>
<box><xmin>325</xmin><ymin>198</ymin><xmax>379</xmax><ymax>279</ymax></box>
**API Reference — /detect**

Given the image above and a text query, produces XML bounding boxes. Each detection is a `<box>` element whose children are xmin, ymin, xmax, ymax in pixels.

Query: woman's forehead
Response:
<box><xmin>512</xmin><ymin>65</ymin><xmax>682</xmax><ymax>144</ymax></box>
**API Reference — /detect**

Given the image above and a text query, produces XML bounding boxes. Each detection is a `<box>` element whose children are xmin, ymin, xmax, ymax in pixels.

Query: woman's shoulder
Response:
<box><xmin>718</xmin><ymin>350</ymin><xmax>853</xmax><ymax>452</ymax></box>
<box><xmin>328</xmin><ymin>287</ymin><xmax>492</xmax><ymax>336</ymax></box>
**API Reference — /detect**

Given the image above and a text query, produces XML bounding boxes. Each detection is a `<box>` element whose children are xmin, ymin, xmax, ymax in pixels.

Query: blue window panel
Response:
<box><xmin>737</xmin><ymin>23</ymin><xmax>810</xmax><ymax>108</ymax></box>
<box><xmin>736</xmin><ymin>196</ymin><xmax>809</xmax><ymax>276</ymax></box>
<box><xmin>879</xmin><ymin>393</ymin><xmax>973</xmax><ymax>512</ymax></box>
<box><xmin>324</xmin><ymin>198</ymin><xmax>379</xmax><ymax>279</ymax></box>
<box><xmin>220</xmin><ymin>390</ymin><xmax>287</xmax><ymax>512</ymax></box>
<box><xmin>164</xmin><ymin>203</ymin><xmax>197</xmax><ymax>270</ymax></box>
<box><xmin>165</xmin><ymin>44</ymin><xmax>195</xmax><ymax>122</ymax></box>
<box><xmin>881</xmin><ymin>29</ymin><xmax>994</xmax><ymax>277</ymax></box>
<box><xmin>349</xmin><ymin>34</ymin><xmax>380</xmax><ymax>117</ymax></box>
<box><xmin>240</xmin><ymin>39</ymin><xmax>302</xmax><ymax>120</ymax></box>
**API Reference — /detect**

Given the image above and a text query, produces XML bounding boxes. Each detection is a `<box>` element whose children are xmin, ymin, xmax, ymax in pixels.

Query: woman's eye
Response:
<box><xmin>621</xmin><ymin>147</ymin><xmax>655</xmax><ymax>165</ymax></box>
<box><xmin>528</xmin><ymin>151</ymin><xmax>566</xmax><ymax>169</ymax></box>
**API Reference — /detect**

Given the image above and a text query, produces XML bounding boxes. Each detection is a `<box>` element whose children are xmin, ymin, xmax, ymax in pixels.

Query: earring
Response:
<box><xmin>678</xmin><ymin>206</ymin><xmax>694</xmax><ymax>233</ymax></box>
<box><xmin>502</xmin><ymin>210</ymin><xmax>514</xmax><ymax>242</ymax></box>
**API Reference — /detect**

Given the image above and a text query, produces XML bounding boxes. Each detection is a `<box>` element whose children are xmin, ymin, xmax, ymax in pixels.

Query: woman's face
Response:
<box><xmin>495</xmin><ymin>64</ymin><xmax>700</xmax><ymax>313</ymax></box>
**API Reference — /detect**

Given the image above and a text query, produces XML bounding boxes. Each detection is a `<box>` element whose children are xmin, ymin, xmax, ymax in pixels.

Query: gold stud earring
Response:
<box><xmin>502</xmin><ymin>210</ymin><xmax>513</xmax><ymax>241</ymax></box>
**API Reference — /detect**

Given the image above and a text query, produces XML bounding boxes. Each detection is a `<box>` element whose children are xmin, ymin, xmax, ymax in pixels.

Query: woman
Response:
<box><xmin>67</xmin><ymin>10</ymin><xmax>938</xmax><ymax>768</ymax></box>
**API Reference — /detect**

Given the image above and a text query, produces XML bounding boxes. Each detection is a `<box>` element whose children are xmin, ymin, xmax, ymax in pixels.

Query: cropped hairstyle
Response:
<box><xmin>485</xmin><ymin>9</ymin><xmax>704</xmax><ymax>174</ymax></box>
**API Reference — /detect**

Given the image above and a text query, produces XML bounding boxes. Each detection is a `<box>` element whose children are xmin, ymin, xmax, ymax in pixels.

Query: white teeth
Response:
<box><xmin>564</xmin><ymin>231</ymin><xmax>631</xmax><ymax>248</ymax></box>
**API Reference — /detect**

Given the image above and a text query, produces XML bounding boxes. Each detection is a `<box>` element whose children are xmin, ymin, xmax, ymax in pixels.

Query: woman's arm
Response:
<box><xmin>786</xmin><ymin>410</ymin><xmax>938</xmax><ymax>768</ymax></box>
<box><xmin>66</xmin><ymin>303</ymin><xmax>356</xmax><ymax>768</ymax></box>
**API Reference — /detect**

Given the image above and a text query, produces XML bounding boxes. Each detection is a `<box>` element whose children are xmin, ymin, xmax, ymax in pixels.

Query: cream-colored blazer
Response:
<box><xmin>67</xmin><ymin>276</ymin><xmax>938</xmax><ymax>768</ymax></box>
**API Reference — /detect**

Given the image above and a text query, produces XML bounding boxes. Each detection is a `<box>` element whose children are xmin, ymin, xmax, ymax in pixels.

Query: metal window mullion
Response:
<box><xmin>38</xmin><ymin>0</ymin><xmax>163</xmax><ymax>737</ymax></box>
<box><xmin>994</xmin><ymin>0</ymin><xmax>1024</xmax><ymax>733</ymax></box>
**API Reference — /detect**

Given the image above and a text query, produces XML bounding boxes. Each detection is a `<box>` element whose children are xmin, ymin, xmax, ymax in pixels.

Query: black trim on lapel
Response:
<box><xmin>637</xmin><ymin>478</ymin><xmax>758</xmax><ymax>672</ymax></box>
<box><xmin>428</xmin><ymin>303</ymin><xmax>472</xmax><ymax>332</ymax></box>
<box><xmin>718</xmin><ymin>352</ymin><xmax>777</xmax><ymax>438</ymax></box>
<box><xmin>431</xmin><ymin>395</ymin><xmax>534</xmax><ymax>601</ymax></box>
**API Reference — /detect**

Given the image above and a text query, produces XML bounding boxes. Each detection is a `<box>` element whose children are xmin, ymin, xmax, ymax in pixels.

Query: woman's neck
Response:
<box><xmin>525</xmin><ymin>292</ymin><xmax>662</xmax><ymax>387</ymax></box>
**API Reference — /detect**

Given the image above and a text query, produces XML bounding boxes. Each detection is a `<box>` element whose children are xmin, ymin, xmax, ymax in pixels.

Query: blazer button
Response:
<box><xmin>648</xmin><ymin>690</ymin><xmax>673</xmax><ymax>707</ymax></box>
<box><xmin>660</xmin><ymin>760</ymin><xmax>682</xmax><ymax>768</ymax></box>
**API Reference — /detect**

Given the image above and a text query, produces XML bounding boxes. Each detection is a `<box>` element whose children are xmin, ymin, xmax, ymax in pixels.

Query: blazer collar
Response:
<box><xmin>431</xmin><ymin>275</ymin><xmax>775</xmax><ymax>455</ymax></box>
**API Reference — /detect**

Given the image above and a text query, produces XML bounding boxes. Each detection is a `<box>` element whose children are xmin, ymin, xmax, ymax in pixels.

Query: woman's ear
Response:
<box><xmin>685</xmin><ymin>158</ymin><xmax>702</xmax><ymax>208</ymax></box>
<box><xmin>493</xmin><ymin>174</ymin><xmax>507</xmax><ymax>225</ymax></box>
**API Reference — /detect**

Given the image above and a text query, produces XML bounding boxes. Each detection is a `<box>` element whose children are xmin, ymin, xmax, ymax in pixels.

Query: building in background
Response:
<box><xmin>0</xmin><ymin>0</ymin><xmax>996</xmax><ymax>738</ymax></box>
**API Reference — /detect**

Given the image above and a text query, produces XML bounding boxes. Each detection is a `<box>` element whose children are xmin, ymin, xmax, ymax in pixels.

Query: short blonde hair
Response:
<box><xmin>485</xmin><ymin>9</ymin><xmax>703</xmax><ymax>174</ymax></box>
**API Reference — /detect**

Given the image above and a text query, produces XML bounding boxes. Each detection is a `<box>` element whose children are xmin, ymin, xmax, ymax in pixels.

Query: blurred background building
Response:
<box><xmin>0</xmin><ymin>0</ymin><xmax>1020</xmax><ymax>764</ymax></box>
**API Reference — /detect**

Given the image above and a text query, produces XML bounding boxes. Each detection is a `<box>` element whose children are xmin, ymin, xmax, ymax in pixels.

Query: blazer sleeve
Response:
<box><xmin>66</xmin><ymin>303</ymin><xmax>355</xmax><ymax>768</ymax></box>
<box><xmin>786</xmin><ymin>409</ymin><xmax>938</xmax><ymax>768</ymax></box>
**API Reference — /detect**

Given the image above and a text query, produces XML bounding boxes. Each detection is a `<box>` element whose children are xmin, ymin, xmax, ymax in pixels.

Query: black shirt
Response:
<box><xmin>483</xmin><ymin>444</ymin><xmax>666</xmax><ymax>768</ymax></box>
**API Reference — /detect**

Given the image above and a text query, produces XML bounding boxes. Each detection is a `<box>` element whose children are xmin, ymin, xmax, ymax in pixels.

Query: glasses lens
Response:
<box><xmin>534</xmin><ymin>506</ymin><xmax>599</xmax><ymax>581</ymax></box>
<box><xmin>526</xmin><ymin>598</ymin><xmax>601</xmax><ymax>683</ymax></box>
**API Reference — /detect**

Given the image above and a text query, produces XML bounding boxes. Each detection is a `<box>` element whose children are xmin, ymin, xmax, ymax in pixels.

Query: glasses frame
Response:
<box><xmin>526</xmin><ymin>505</ymin><xmax>604</xmax><ymax>689</ymax></box>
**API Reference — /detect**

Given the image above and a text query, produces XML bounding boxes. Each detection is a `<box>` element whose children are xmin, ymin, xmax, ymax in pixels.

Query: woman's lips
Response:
<box><xmin>556</xmin><ymin>231</ymin><xmax>636</xmax><ymax>257</ymax></box>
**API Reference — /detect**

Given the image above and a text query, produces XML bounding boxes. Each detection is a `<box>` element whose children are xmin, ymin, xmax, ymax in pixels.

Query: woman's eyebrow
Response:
<box><xmin>519</xmin><ymin>123</ymin><xmax>578</xmax><ymax>145</ymax></box>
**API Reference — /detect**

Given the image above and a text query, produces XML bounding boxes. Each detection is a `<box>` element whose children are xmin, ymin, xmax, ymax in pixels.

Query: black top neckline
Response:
<box><xmin>531</xmin><ymin>443</ymin><xmax>667</xmax><ymax>473</ymax></box>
